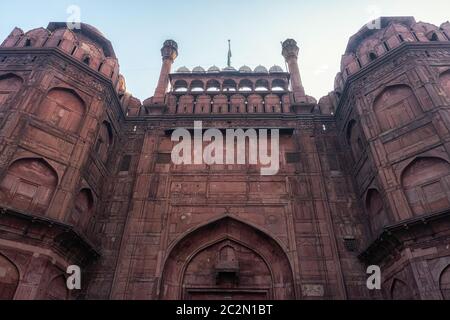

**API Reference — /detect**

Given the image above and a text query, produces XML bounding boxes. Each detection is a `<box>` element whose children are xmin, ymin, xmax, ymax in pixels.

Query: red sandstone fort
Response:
<box><xmin>0</xmin><ymin>16</ymin><xmax>450</xmax><ymax>300</ymax></box>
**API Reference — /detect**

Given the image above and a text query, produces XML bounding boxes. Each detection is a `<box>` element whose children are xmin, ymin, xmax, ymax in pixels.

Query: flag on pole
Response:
<box><xmin>227</xmin><ymin>40</ymin><xmax>232</xmax><ymax>67</ymax></box>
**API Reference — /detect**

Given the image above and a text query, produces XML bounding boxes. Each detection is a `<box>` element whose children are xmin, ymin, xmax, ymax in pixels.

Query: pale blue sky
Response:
<box><xmin>1</xmin><ymin>0</ymin><xmax>449</xmax><ymax>101</ymax></box>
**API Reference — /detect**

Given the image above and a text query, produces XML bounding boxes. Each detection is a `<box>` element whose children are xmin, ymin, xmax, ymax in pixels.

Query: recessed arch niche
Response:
<box><xmin>0</xmin><ymin>158</ymin><xmax>58</xmax><ymax>215</ymax></box>
<box><xmin>401</xmin><ymin>157</ymin><xmax>450</xmax><ymax>216</ymax></box>
<box><xmin>160</xmin><ymin>217</ymin><xmax>295</xmax><ymax>300</ymax></box>
<box><xmin>373</xmin><ymin>84</ymin><xmax>422</xmax><ymax>132</ymax></box>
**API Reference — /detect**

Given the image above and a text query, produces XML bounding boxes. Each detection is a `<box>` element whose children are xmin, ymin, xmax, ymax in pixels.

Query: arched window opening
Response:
<box><xmin>36</xmin><ymin>88</ymin><xmax>85</xmax><ymax>133</ymax></box>
<box><xmin>174</xmin><ymin>80</ymin><xmax>188</xmax><ymax>92</ymax></box>
<box><xmin>430</xmin><ymin>33</ymin><xmax>439</xmax><ymax>41</ymax></box>
<box><xmin>255</xmin><ymin>79</ymin><xmax>269</xmax><ymax>91</ymax></box>
<box><xmin>0</xmin><ymin>158</ymin><xmax>58</xmax><ymax>215</ymax></box>
<box><xmin>401</xmin><ymin>157</ymin><xmax>450</xmax><ymax>216</ymax></box>
<box><xmin>190</xmin><ymin>80</ymin><xmax>204</xmax><ymax>92</ymax></box>
<box><xmin>369</xmin><ymin>52</ymin><xmax>377</xmax><ymax>61</ymax></box>
<box><xmin>206</xmin><ymin>79</ymin><xmax>220</xmax><ymax>92</ymax></box>
<box><xmin>272</xmin><ymin>79</ymin><xmax>286</xmax><ymax>91</ymax></box>
<box><xmin>238</xmin><ymin>79</ymin><xmax>253</xmax><ymax>92</ymax></box>
<box><xmin>82</xmin><ymin>56</ymin><xmax>90</xmax><ymax>66</ymax></box>
<box><xmin>223</xmin><ymin>79</ymin><xmax>237</xmax><ymax>92</ymax></box>
<box><xmin>24</xmin><ymin>39</ymin><xmax>32</xmax><ymax>47</ymax></box>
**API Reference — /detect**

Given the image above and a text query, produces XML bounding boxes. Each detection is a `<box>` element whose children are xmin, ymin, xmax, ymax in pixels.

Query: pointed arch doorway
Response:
<box><xmin>159</xmin><ymin>216</ymin><xmax>296</xmax><ymax>300</ymax></box>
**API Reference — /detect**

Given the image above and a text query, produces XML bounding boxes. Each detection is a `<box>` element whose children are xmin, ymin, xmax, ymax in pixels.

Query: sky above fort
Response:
<box><xmin>1</xmin><ymin>0</ymin><xmax>450</xmax><ymax>102</ymax></box>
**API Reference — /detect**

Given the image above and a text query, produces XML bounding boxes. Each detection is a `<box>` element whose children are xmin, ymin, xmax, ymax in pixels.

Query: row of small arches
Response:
<box><xmin>176</xmin><ymin>65</ymin><xmax>285</xmax><ymax>74</ymax></box>
<box><xmin>172</xmin><ymin>78</ymin><xmax>288</xmax><ymax>93</ymax></box>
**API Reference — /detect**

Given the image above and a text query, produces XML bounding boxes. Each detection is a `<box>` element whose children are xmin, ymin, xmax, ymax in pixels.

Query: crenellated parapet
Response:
<box><xmin>1</xmin><ymin>23</ymin><xmax>121</xmax><ymax>90</ymax></box>
<box><xmin>335</xmin><ymin>17</ymin><xmax>450</xmax><ymax>91</ymax></box>
<box><xmin>316</xmin><ymin>17</ymin><xmax>450</xmax><ymax>115</ymax></box>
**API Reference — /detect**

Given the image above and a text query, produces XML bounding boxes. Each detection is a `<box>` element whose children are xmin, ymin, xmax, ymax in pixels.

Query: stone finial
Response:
<box><xmin>282</xmin><ymin>39</ymin><xmax>299</xmax><ymax>60</ymax></box>
<box><xmin>161</xmin><ymin>39</ymin><xmax>178</xmax><ymax>61</ymax></box>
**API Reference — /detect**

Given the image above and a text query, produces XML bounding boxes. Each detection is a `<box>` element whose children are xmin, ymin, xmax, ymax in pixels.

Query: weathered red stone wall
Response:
<box><xmin>85</xmin><ymin>116</ymin><xmax>369</xmax><ymax>300</ymax></box>
<box><xmin>0</xmin><ymin>23</ymin><xmax>123</xmax><ymax>299</ymax></box>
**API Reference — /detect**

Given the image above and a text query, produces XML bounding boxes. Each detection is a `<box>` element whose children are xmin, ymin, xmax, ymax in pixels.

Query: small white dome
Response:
<box><xmin>176</xmin><ymin>66</ymin><xmax>190</xmax><ymax>73</ymax></box>
<box><xmin>254</xmin><ymin>65</ymin><xmax>268</xmax><ymax>73</ymax></box>
<box><xmin>269</xmin><ymin>65</ymin><xmax>284</xmax><ymax>73</ymax></box>
<box><xmin>192</xmin><ymin>66</ymin><xmax>205</xmax><ymax>73</ymax></box>
<box><xmin>239</xmin><ymin>65</ymin><xmax>252</xmax><ymax>73</ymax></box>
<box><xmin>208</xmin><ymin>65</ymin><xmax>220</xmax><ymax>72</ymax></box>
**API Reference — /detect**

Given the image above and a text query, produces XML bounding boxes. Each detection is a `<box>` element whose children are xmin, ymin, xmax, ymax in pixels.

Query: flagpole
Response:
<box><xmin>227</xmin><ymin>39</ymin><xmax>232</xmax><ymax>67</ymax></box>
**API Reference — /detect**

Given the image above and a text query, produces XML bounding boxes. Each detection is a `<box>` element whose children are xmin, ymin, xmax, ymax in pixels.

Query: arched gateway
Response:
<box><xmin>159</xmin><ymin>217</ymin><xmax>296</xmax><ymax>300</ymax></box>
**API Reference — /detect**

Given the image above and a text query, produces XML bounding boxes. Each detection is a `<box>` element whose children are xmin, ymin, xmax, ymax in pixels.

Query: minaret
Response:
<box><xmin>282</xmin><ymin>39</ymin><xmax>307</xmax><ymax>103</ymax></box>
<box><xmin>152</xmin><ymin>39</ymin><xmax>178</xmax><ymax>104</ymax></box>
